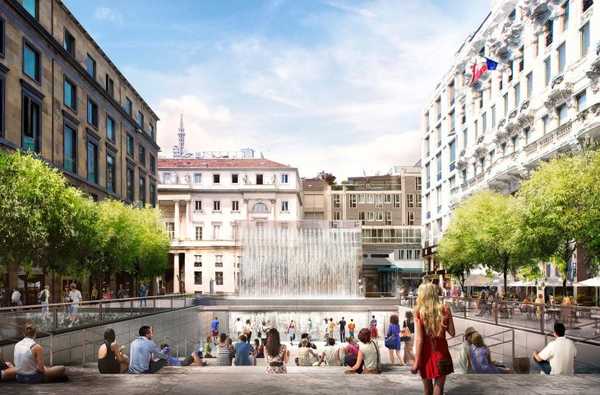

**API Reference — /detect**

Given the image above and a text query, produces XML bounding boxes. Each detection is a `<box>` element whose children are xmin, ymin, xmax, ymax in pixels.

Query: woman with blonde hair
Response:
<box><xmin>411</xmin><ymin>283</ymin><xmax>455</xmax><ymax>395</ymax></box>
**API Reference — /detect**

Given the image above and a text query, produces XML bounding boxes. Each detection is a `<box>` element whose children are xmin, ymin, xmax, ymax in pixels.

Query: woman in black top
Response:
<box><xmin>402</xmin><ymin>311</ymin><xmax>416</xmax><ymax>364</ymax></box>
<box><xmin>98</xmin><ymin>328</ymin><xmax>129</xmax><ymax>373</ymax></box>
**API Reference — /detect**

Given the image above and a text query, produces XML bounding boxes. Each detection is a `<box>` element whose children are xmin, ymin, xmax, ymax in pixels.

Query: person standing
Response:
<box><xmin>385</xmin><ymin>314</ymin><xmax>403</xmax><ymax>365</ymax></box>
<box><xmin>234</xmin><ymin>317</ymin><xmax>244</xmax><ymax>338</ymax></box>
<box><xmin>128</xmin><ymin>326</ymin><xmax>168</xmax><ymax>374</ymax></box>
<box><xmin>402</xmin><ymin>311</ymin><xmax>416</xmax><ymax>364</ymax></box>
<box><xmin>369</xmin><ymin>315</ymin><xmax>378</xmax><ymax>339</ymax></box>
<box><xmin>287</xmin><ymin>320</ymin><xmax>297</xmax><ymax>346</ymax></box>
<box><xmin>11</xmin><ymin>288</ymin><xmax>22</xmax><ymax>308</ymax></box>
<box><xmin>90</xmin><ymin>285</ymin><xmax>99</xmax><ymax>301</ymax></box>
<box><xmin>14</xmin><ymin>323</ymin><xmax>67</xmax><ymax>383</ymax></box>
<box><xmin>411</xmin><ymin>282</ymin><xmax>455</xmax><ymax>395</ymax></box>
<box><xmin>322</xmin><ymin>318</ymin><xmax>330</xmax><ymax>341</ymax></box>
<box><xmin>327</xmin><ymin>318</ymin><xmax>336</xmax><ymax>340</ymax></box>
<box><xmin>210</xmin><ymin>316</ymin><xmax>220</xmax><ymax>344</ymax></box>
<box><xmin>339</xmin><ymin>317</ymin><xmax>347</xmax><ymax>343</ymax></box>
<box><xmin>244</xmin><ymin>319</ymin><xmax>253</xmax><ymax>343</ymax></box>
<box><xmin>68</xmin><ymin>283</ymin><xmax>82</xmax><ymax>327</ymax></box>
<box><xmin>533</xmin><ymin>322</ymin><xmax>577</xmax><ymax>375</ymax></box>
<box><xmin>38</xmin><ymin>286</ymin><xmax>50</xmax><ymax>321</ymax></box>
<box><xmin>348</xmin><ymin>318</ymin><xmax>356</xmax><ymax>339</ymax></box>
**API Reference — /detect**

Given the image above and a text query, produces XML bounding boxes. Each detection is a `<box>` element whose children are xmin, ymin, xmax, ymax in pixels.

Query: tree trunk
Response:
<box><xmin>503</xmin><ymin>269</ymin><xmax>508</xmax><ymax>299</ymax></box>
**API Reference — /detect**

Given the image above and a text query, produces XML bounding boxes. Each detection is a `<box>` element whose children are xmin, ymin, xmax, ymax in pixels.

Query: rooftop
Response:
<box><xmin>158</xmin><ymin>158</ymin><xmax>294</xmax><ymax>170</ymax></box>
<box><xmin>302</xmin><ymin>178</ymin><xmax>328</xmax><ymax>191</ymax></box>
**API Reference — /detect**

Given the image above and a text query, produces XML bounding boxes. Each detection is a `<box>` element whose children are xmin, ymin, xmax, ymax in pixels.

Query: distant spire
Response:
<box><xmin>174</xmin><ymin>113</ymin><xmax>186</xmax><ymax>158</ymax></box>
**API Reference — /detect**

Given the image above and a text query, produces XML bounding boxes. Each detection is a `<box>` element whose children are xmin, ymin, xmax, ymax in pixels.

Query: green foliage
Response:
<box><xmin>0</xmin><ymin>151</ymin><xmax>169</xmax><ymax>280</ymax></box>
<box><xmin>438</xmin><ymin>191</ymin><xmax>532</xmax><ymax>292</ymax></box>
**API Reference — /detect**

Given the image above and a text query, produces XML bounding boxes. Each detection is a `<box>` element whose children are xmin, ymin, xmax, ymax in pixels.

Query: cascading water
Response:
<box><xmin>237</xmin><ymin>220</ymin><xmax>363</xmax><ymax>298</ymax></box>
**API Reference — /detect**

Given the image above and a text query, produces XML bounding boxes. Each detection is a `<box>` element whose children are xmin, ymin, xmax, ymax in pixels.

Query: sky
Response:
<box><xmin>64</xmin><ymin>0</ymin><xmax>490</xmax><ymax>180</ymax></box>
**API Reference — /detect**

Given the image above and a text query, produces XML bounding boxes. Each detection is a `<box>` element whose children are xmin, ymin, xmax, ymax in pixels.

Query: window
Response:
<box><xmin>449</xmin><ymin>110</ymin><xmax>455</xmax><ymax>130</ymax></box>
<box><xmin>194</xmin><ymin>200</ymin><xmax>202</xmax><ymax>211</ymax></box>
<box><xmin>194</xmin><ymin>272</ymin><xmax>202</xmax><ymax>285</ymax></box>
<box><xmin>138</xmin><ymin>144</ymin><xmax>145</xmax><ymax>167</ymax></box>
<box><xmin>435</xmin><ymin>153</ymin><xmax>442</xmax><ymax>181</ymax></box>
<box><xmin>165</xmin><ymin>222</ymin><xmax>175</xmax><ymax>239</ymax></box>
<box><xmin>106</xmin><ymin>115</ymin><xmax>115</xmax><ymax>142</ymax></box>
<box><xmin>576</xmin><ymin>90</ymin><xmax>587</xmax><ymax>111</ymax></box>
<box><xmin>511</xmin><ymin>136</ymin><xmax>518</xmax><ymax>153</ymax></box>
<box><xmin>557</xmin><ymin>104</ymin><xmax>568</xmax><ymax>125</ymax></box>
<box><xmin>215</xmin><ymin>272</ymin><xmax>223</xmax><ymax>286</ymax></box>
<box><xmin>524</xmin><ymin>128</ymin><xmax>530</xmax><ymax>145</ymax></box>
<box><xmin>557</xmin><ymin>43</ymin><xmax>566</xmax><ymax>74</ymax></box>
<box><xmin>503</xmin><ymin>93</ymin><xmax>509</xmax><ymax>116</ymax></box>
<box><xmin>87</xmin><ymin>97</ymin><xmax>98</xmax><ymax>127</ymax></box>
<box><xmin>231</xmin><ymin>174</ymin><xmax>239</xmax><ymax>183</ymax></box>
<box><xmin>22</xmin><ymin>93</ymin><xmax>41</xmax><ymax>152</ymax></box>
<box><xmin>126</xmin><ymin>167</ymin><xmax>134</xmax><ymax>202</ymax></box>
<box><xmin>212</xmin><ymin>224</ymin><xmax>221</xmax><ymax>240</ymax></box>
<box><xmin>482</xmin><ymin>112</ymin><xmax>487</xmax><ymax>133</ymax></box>
<box><xmin>583</xmin><ymin>0</ymin><xmax>593</xmax><ymax>12</ymax></box>
<box><xmin>349</xmin><ymin>194</ymin><xmax>357</xmax><ymax>208</ymax></box>
<box><xmin>149</xmin><ymin>184</ymin><xmax>156</xmax><ymax>207</ymax></box>
<box><xmin>256</xmin><ymin>174</ymin><xmax>263</xmax><ymax>185</ymax></box>
<box><xmin>526</xmin><ymin>72</ymin><xmax>533</xmax><ymax>98</ymax></box>
<box><xmin>545</xmin><ymin>20</ymin><xmax>553</xmax><ymax>47</ymax></box>
<box><xmin>150</xmin><ymin>155</ymin><xmax>156</xmax><ymax>175</ymax></box>
<box><xmin>462</xmin><ymin>129</ymin><xmax>468</xmax><ymax>149</ymax></box>
<box><xmin>106</xmin><ymin>152</ymin><xmax>116</xmax><ymax>193</ymax></box>
<box><xmin>408</xmin><ymin>212</ymin><xmax>415</xmax><ymax>226</ymax></box>
<box><xmin>63</xmin><ymin>78</ymin><xmax>76</xmax><ymax>110</ymax></box>
<box><xmin>105</xmin><ymin>75</ymin><xmax>114</xmax><ymax>98</ymax></box>
<box><xmin>127</xmin><ymin>134</ymin><xmax>134</xmax><ymax>156</ymax></box>
<box><xmin>394</xmin><ymin>194</ymin><xmax>401</xmax><ymax>208</ymax></box>
<box><xmin>86</xmin><ymin>139</ymin><xmax>98</xmax><ymax>184</ymax></box>
<box><xmin>215</xmin><ymin>255</ymin><xmax>223</xmax><ymax>268</ymax></box>
<box><xmin>333</xmin><ymin>211</ymin><xmax>342</xmax><ymax>220</ymax></box>
<box><xmin>407</xmin><ymin>194</ymin><xmax>415</xmax><ymax>208</ymax></box>
<box><xmin>232</xmin><ymin>200</ymin><xmax>239</xmax><ymax>211</ymax></box>
<box><xmin>425</xmin><ymin>137</ymin><xmax>430</xmax><ymax>156</ymax></box>
<box><xmin>508</xmin><ymin>60</ymin><xmax>514</xmax><ymax>82</ymax></box>
<box><xmin>193</xmin><ymin>173</ymin><xmax>201</xmax><ymax>184</ymax></box>
<box><xmin>514</xmin><ymin>83</ymin><xmax>521</xmax><ymax>108</ymax></box>
<box><xmin>23</xmin><ymin>41</ymin><xmax>40</xmax><ymax>82</ymax></box>
<box><xmin>124</xmin><ymin>97</ymin><xmax>132</xmax><ymax>115</ymax></box>
<box><xmin>139</xmin><ymin>175</ymin><xmax>146</xmax><ymax>205</ymax></box>
<box><xmin>562</xmin><ymin>1</ymin><xmax>569</xmax><ymax>31</ymax></box>
<box><xmin>63</xmin><ymin>29</ymin><xmax>75</xmax><ymax>57</ymax></box>
<box><xmin>580</xmin><ymin>23</ymin><xmax>590</xmax><ymax>57</ymax></box>
<box><xmin>63</xmin><ymin>124</ymin><xmax>77</xmax><ymax>173</ymax></box>
<box><xmin>213</xmin><ymin>174</ymin><xmax>220</xmax><ymax>184</ymax></box>
<box><xmin>18</xmin><ymin>0</ymin><xmax>38</xmax><ymax>19</ymax></box>
<box><xmin>518</xmin><ymin>46</ymin><xmax>524</xmax><ymax>72</ymax></box>
<box><xmin>194</xmin><ymin>255</ymin><xmax>202</xmax><ymax>266</ymax></box>
<box><xmin>85</xmin><ymin>54</ymin><xmax>96</xmax><ymax>79</ymax></box>
<box><xmin>416</xmin><ymin>177</ymin><xmax>422</xmax><ymax>191</ymax></box>
<box><xmin>333</xmin><ymin>195</ymin><xmax>341</xmax><ymax>208</ymax></box>
<box><xmin>213</xmin><ymin>200</ymin><xmax>221</xmax><ymax>211</ymax></box>
<box><xmin>281</xmin><ymin>173</ymin><xmax>289</xmax><ymax>183</ymax></box>
<box><xmin>195</xmin><ymin>226</ymin><xmax>203</xmax><ymax>241</ymax></box>
<box><xmin>542</xmin><ymin>115</ymin><xmax>550</xmax><ymax>134</ymax></box>
<box><xmin>136</xmin><ymin>111</ymin><xmax>144</xmax><ymax>128</ymax></box>
<box><xmin>491</xmin><ymin>105</ymin><xmax>496</xmax><ymax>128</ymax></box>
<box><xmin>544</xmin><ymin>57</ymin><xmax>551</xmax><ymax>86</ymax></box>
<box><xmin>449</xmin><ymin>139</ymin><xmax>456</xmax><ymax>168</ymax></box>
<box><xmin>281</xmin><ymin>201</ymin><xmax>289</xmax><ymax>212</ymax></box>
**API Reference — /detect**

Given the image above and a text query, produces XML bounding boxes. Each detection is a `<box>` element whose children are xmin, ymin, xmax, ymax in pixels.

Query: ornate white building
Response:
<box><xmin>157</xmin><ymin>155</ymin><xmax>303</xmax><ymax>295</ymax></box>
<box><xmin>421</xmin><ymin>0</ymin><xmax>599</xmax><ymax>273</ymax></box>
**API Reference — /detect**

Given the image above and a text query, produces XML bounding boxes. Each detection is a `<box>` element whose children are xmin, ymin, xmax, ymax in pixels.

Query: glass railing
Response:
<box><xmin>0</xmin><ymin>294</ymin><xmax>195</xmax><ymax>345</ymax></box>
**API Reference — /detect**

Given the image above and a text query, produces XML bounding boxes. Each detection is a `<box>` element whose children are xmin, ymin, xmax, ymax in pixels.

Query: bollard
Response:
<box><xmin>540</xmin><ymin>304</ymin><xmax>545</xmax><ymax>333</ymax></box>
<box><xmin>50</xmin><ymin>333</ymin><xmax>54</xmax><ymax>366</ymax></box>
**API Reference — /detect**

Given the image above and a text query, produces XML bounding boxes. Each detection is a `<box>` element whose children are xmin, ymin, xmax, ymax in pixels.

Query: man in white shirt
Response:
<box><xmin>11</xmin><ymin>289</ymin><xmax>22</xmax><ymax>307</ymax></box>
<box><xmin>533</xmin><ymin>322</ymin><xmax>577</xmax><ymax>375</ymax></box>
<box><xmin>68</xmin><ymin>283</ymin><xmax>82</xmax><ymax>325</ymax></box>
<box><xmin>234</xmin><ymin>317</ymin><xmax>244</xmax><ymax>337</ymax></box>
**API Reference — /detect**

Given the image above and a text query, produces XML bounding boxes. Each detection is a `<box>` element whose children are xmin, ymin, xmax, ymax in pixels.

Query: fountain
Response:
<box><xmin>237</xmin><ymin>220</ymin><xmax>362</xmax><ymax>298</ymax></box>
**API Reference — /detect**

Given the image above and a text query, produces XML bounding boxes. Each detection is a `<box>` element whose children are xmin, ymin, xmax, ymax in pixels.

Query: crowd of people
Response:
<box><xmin>0</xmin><ymin>282</ymin><xmax>580</xmax><ymax>393</ymax></box>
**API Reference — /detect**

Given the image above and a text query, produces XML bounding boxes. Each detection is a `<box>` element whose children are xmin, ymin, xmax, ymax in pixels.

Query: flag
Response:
<box><xmin>485</xmin><ymin>57</ymin><xmax>498</xmax><ymax>71</ymax></box>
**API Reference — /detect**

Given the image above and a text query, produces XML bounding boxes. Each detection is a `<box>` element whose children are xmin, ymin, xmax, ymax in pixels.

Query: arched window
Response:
<box><xmin>252</xmin><ymin>202</ymin><xmax>269</xmax><ymax>213</ymax></box>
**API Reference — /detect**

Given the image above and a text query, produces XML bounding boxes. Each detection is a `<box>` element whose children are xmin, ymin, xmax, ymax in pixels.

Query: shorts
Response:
<box><xmin>16</xmin><ymin>372</ymin><xmax>44</xmax><ymax>384</ymax></box>
<box><xmin>71</xmin><ymin>305</ymin><xmax>79</xmax><ymax>314</ymax></box>
<box><xmin>211</xmin><ymin>330</ymin><xmax>218</xmax><ymax>337</ymax></box>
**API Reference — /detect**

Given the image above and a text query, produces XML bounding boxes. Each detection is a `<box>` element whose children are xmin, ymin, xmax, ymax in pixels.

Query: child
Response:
<box><xmin>204</xmin><ymin>336</ymin><xmax>214</xmax><ymax>358</ymax></box>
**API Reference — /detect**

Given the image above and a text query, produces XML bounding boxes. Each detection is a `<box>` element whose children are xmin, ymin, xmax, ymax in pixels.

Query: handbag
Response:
<box><xmin>400</xmin><ymin>326</ymin><xmax>411</xmax><ymax>342</ymax></box>
<box><xmin>384</xmin><ymin>335</ymin><xmax>396</xmax><ymax>349</ymax></box>
<box><xmin>431</xmin><ymin>330</ymin><xmax>453</xmax><ymax>376</ymax></box>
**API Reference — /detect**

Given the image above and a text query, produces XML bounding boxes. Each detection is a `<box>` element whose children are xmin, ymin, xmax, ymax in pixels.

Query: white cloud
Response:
<box><xmin>129</xmin><ymin>0</ymin><xmax>489</xmax><ymax>180</ymax></box>
<box><xmin>94</xmin><ymin>7</ymin><xmax>123</xmax><ymax>24</ymax></box>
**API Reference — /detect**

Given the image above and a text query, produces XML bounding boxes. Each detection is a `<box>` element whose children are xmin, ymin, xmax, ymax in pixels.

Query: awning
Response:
<box><xmin>575</xmin><ymin>276</ymin><xmax>600</xmax><ymax>287</ymax></box>
<box><xmin>464</xmin><ymin>274</ymin><xmax>492</xmax><ymax>287</ymax></box>
<box><xmin>377</xmin><ymin>267</ymin><xmax>423</xmax><ymax>273</ymax></box>
<box><xmin>508</xmin><ymin>280</ymin><xmax>537</xmax><ymax>287</ymax></box>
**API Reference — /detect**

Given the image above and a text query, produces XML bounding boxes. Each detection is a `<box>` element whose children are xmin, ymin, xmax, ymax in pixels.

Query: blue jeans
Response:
<box><xmin>535</xmin><ymin>359</ymin><xmax>551</xmax><ymax>375</ymax></box>
<box><xmin>16</xmin><ymin>372</ymin><xmax>44</xmax><ymax>384</ymax></box>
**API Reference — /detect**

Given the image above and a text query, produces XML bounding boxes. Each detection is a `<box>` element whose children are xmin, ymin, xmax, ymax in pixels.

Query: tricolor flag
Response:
<box><xmin>469</xmin><ymin>57</ymin><xmax>499</xmax><ymax>86</ymax></box>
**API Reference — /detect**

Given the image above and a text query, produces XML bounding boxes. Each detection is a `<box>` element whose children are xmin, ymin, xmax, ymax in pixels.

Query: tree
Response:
<box><xmin>518</xmin><ymin>151</ymin><xmax>600</xmax><ymax>290</ymax></box>
<box><xmin>438</xmin><ymin>191</ymin><xmax>531</xmax><ymax>294</ymax></box>
<box><xmin>318</xmin><ymin>171</ymin><xmax>336</xmax><ymax>185</ymax></box>
<box><xmin>0</xmin><ymin>151</ymin><xmax>99</xmax><ymax>275</ymax></box>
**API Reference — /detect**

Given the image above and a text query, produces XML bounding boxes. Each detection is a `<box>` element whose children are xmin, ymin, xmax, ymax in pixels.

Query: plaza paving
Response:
<box><xmin>2</xmin><ymin>366</ymin><xmax>600</xmax><ymax>394</ymax></box>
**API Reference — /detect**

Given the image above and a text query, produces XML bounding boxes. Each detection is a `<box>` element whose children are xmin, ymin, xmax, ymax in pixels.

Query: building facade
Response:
<box><xmin>157</xmin><ymin>155</ymin><xmax>303</xmax><ymax>295</ymax></box>
<box><xmin>421</xmin><ymin>0</ymin><xmax>599</xmax><ymax>281</ymax></box>
<box><xmin>0</xmin><ymin>0</ymin><xmax>160</xmax><ymax>303</ymax></box>
<box><xmin>330</xmin><ymin>167</ymin><xmax>423</xmax><ymax>295</ymax></box>
<box><xmin>302</xmin><ymin>177</ymin><xmax>331</xmax><ymax>220</ymax></box>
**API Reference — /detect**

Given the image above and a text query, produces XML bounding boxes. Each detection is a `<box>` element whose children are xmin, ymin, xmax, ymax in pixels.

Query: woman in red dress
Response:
<box><xmin>411</xmin><ymin>283</ymin><xmax>455</xmax><ymax>395</ymax></box>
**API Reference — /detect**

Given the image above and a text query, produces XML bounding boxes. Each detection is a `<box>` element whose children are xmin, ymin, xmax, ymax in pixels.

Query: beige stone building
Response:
<box><xmin>0</xmin><ymin>0</ymin><xmax>160</xmax><ymax>302</ymax></box>
<box><xmin>330</xmin><ymin>166</ymin><xmax>422</xmax><ymax>296</ymax></box>
<box><xmin>301</xmin><ymin>177</ymin><xmax>331</xmax><ymax>220</ymax></box>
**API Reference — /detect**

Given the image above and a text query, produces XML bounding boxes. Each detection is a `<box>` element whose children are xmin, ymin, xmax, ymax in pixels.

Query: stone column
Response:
<box><xmin>174</xmin><ymin>200</ymin><xmax>180</xmax><ymax>240</ymax></box>
<box><xmin>173</xmin><ymin>254</ymin><xmax>180</xmax><ymax>294</ymax></box>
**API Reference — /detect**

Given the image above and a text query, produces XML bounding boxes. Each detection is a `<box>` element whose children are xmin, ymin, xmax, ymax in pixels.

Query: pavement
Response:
<box><xmin>2</xmin><ymin>366</ymin><xmax>600</xmax><ymax>395</ymax></box>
